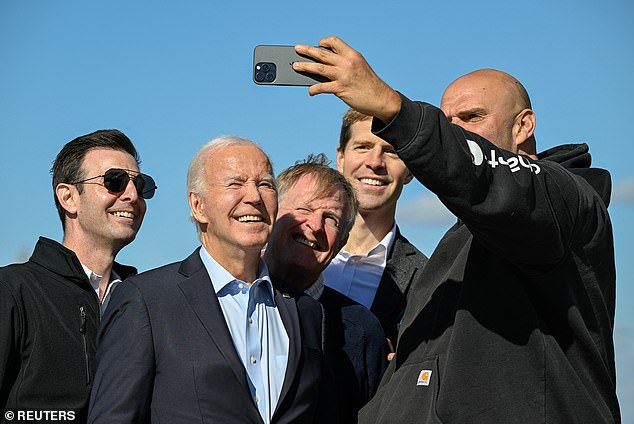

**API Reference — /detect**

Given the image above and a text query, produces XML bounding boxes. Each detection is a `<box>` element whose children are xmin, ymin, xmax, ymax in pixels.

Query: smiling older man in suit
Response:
<box><xmin>88</xmin><ymin>136</ymin><xmax>326</xmax><ymax>424</ymax></box>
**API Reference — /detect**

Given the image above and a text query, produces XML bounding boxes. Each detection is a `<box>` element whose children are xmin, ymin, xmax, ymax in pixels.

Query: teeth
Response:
<box><xmin>360</xmin><ymin>178</ymin><xmax>386</xmax><ymax>186</ymax></box>
<box><xmin>294</xmin><ymin>236</ymin><xmax>318</xmax><ymax>249</ymax></box>
<box><xmin>112</xmin><ymin>211</ymin><xmax>134</xmax><ymax>219</ymax></box>
<box><xmin>238</xmin><ymin>215</ymin><xmax>263</xmax><ymax>222</ymax></box>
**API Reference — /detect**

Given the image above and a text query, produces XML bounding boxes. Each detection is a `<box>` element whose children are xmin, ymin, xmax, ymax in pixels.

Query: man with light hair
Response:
<box><xmin>264</xmin><ymin>154</ymin><xmax>387</xmax><ymax>423</ymax></box>
<box><xmin>89</xmin><ymin>136</ymin><xmax>327</xmax><ymax>424</ymax></box>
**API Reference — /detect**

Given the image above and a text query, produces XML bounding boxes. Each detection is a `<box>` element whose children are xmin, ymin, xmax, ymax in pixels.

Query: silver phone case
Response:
<box><xmin>253</xmin><ymin>45</ymin><xmax>329</xmax><ymax>86</ymax></box>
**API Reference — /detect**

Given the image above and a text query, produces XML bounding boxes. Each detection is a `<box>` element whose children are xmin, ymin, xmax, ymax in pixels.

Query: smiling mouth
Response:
<box><xmin>359</xmin><ymin>178</ymin><xmax>387</xmax><ymax>186</ymax></box>
<box><xmin>237</xmin><ymin>215</ymin><xmax>263</xmax><ymax>223</ymax></box>
<box><xmin>293</xmin><ymin>235</ymin><xmax>320</xmax><ymax>250</ymax></box>
<box><xmin>111</xmin><ymin>211</ymin><xmax>135</xmax><ymax>219</ymax></box>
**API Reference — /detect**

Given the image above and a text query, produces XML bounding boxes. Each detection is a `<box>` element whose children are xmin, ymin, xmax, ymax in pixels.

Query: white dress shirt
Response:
<box><xmin>323</xmin><ymin>223</ymin><xmax>397</xmax><ymax>309</ymax></box>
<box><xmin>81</xmin><ymin>264</ymin><xmax>122</xmax><ymax>315</ymax></box>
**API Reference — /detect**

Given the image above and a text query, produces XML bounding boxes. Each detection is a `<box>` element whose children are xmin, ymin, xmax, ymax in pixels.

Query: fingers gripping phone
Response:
<box><xmin>253</xmin><ymin>45</ymin><xmax>329</xmax><ymax>86</ymax></box>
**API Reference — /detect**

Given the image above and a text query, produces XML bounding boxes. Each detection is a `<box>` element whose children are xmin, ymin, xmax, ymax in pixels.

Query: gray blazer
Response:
<box><xmin>370</xmin><ymin>227</ymin><xmax>428</xmax><ymax>344</ymax></box>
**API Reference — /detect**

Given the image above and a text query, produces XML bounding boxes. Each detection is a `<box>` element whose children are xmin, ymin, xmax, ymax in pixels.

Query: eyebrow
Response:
<box><xmin>457</xmin><ymin>107</ymin><xmax>486</xmax><ymax>116</ymax></box>
<box><xmin>348</xmin><ymin>139</ymin><xmax>374</xmax><ymax>146</ymax></box>
<box><xmin>323</xmin><ymin>209</ymin><xmax>343</xmax><ymax>218</ymax></box>
<box><xmin>224</xmin><ymin>175</ymin><xmax>275</xmax><ymax>183</ymax></box>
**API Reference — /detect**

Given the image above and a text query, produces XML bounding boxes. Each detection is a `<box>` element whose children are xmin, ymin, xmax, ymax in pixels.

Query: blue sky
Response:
<box><xmin>2</xmin><ymin>0</ymin><xmax>633</xmax><ymax>420</ymax></box>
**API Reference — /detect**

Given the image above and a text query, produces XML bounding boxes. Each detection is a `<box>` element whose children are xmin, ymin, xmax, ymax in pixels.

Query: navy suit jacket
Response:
<box><xmin>320</xmin><ymin>287</ymin><xmax>387</xmax><ymax>424</ymax></box>
<box><xmin>88</xmin><ymin>249</ymin><xmax>325</xmax><ymax>424</ymax></box>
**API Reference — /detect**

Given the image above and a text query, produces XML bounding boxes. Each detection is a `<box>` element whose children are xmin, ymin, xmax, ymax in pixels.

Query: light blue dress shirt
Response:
<box><xmin>199</xmin><ymin>248</ymin><xmax>289</xmax><ymax>424</ymax></box>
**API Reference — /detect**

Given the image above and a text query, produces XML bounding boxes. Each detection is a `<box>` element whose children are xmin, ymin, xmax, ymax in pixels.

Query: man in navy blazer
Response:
<box><xmin>264</xmin><ymin>154</ymin><xmax>387</xmax><ymax>423</ymax></box>
<box><xmin>88</xmin><ymin>136</ymin><xmax>326</xmax><ymax>424</ymax></box>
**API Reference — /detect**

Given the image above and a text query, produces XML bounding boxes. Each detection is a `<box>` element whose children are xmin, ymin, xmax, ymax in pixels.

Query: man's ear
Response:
<box><xmin>403</xmin><ymin>171</ymin><xmax>414</xmax><ymax>185</ymax></box>
<box><xmin>188</xmin><ymin>191</ymin><xmax>207</xmax><ymax>225</ymax></box>
<box><xmin>513</xmin><ymin>108</ymin><xmax>536</xmax><ymax>147</ymax></box>
<box><xmin>55</xmin><ymin>183</ymin><xmax>78</xmax><ymax>215</ymax></box>
<box><xmin>335</xmin><ymin>233</ymin><xmax>349</xmax><ymax>253</ymax></box>
<box><xmin>336</xmin><ymin>147</ymin><xmax>345</xmax><ymax>173</ymax></box>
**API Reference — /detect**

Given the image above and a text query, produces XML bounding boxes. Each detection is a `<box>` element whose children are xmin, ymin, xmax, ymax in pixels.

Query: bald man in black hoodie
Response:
<box><xmin>294</xmin><ymin>36</ymin><xmax>620</xmax><ymax>423</ymax></box>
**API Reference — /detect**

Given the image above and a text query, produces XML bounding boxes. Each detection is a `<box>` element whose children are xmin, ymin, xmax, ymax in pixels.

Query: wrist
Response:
<box><xmin>376</xmin><ymin>87</ymin><xmax>401</xmax><ymax>125</ymax></box>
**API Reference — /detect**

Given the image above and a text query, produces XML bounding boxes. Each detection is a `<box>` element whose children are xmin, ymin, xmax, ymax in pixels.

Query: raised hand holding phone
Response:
<box><xmin>293</xmin><ymin>36</ymin><xmax>401</xmax><ymax>124</ymax></box>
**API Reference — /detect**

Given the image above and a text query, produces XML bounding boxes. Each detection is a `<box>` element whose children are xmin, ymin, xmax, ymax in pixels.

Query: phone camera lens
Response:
<box><xmin>255</xmin><ymin>62</ymin><xmax>276</xmax><ymax>83</ymax></box>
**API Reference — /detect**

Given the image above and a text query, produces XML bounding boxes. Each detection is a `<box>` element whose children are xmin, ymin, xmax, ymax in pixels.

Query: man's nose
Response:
<box><xmin>305</xmin><ymin>212</ymin><xmax>324</xmax><ymax>233</ymax></box>
<box><xmin>366</xmin><ymin>148</ymin><xmax>385</xmax><ymax>168</ymax></box>
<box><xmin>119</xmin><ymin>178</ymin><xmax>140</xmax><ymax>202</ymax></box>
<box><xmin>243</xmin><ymin>182</ymin><xmax>263</xmax><ymax>204</ymax></box>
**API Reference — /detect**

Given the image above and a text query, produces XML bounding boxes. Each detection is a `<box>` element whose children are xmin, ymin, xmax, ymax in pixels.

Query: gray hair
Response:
<box><xmin>187</xmin><ymin>135</ymin><xmax>271</xmax><ymax>231</ymax></box>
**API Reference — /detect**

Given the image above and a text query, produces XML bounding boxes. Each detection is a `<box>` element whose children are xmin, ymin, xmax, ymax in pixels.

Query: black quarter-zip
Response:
<box><xmin>79</xmin><ymin>305</ymin><xmax>90</xmax><ymax>385</ymax></box>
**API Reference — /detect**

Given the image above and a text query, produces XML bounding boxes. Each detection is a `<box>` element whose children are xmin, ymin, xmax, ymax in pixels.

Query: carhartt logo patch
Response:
<box><xmin>417</xmin><ymin>369</ymin><xmax>432</xmax><ymax>386</ymax></box>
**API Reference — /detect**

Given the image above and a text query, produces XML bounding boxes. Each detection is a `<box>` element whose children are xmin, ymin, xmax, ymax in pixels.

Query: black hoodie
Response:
<box><xmin>359</xmin><ymin>96</ymin><xmax>620</xmax><ymax>423</ymax></box>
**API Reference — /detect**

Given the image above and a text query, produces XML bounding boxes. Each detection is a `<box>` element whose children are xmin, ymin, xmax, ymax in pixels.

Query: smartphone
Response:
<box><xmin>253</xmin><ymin>45</ymin><xmax>329</xmax><ymax>86</ymax></box>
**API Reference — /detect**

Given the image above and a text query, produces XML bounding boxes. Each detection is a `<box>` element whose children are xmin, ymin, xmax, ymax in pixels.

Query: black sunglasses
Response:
<box><xmin>70</xmin><ymin>168</ymin><xmax>157</xmax><ymax>199</ymax></box>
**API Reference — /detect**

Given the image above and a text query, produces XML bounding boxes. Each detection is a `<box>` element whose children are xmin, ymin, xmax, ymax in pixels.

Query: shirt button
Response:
<box><xmin>250</xmin><ymin>355</ymin><xmax>257</xmax><ymax>364</ymax></box>
<box><xmin>238</xmin><ymin>283</ymin><xmax>244</xmax><ymax>289</ymax></box>
<box><xmin>254</xmin><ymin>395</ymin><xmax>259</xmax><ymax>403</ymax></box>
<box><xmin>248</xmin><ymin>318</ymin><xmax>253</xmax><ymax>325</ymax></box>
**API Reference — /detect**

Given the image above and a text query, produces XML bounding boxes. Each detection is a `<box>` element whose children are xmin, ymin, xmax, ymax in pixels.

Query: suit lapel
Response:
<box><xmin>384</xmin><ymin>232</ymin><xmax>421</xmax><ymax>293</ymax></box>
<box><xmin>371</xmin><ymin>229</ymin><xmax>422</xmax><ymax>341</ymax></box>
<box><xmin>176</xmin><ymin>249</ymin><xmax>250</xmax><ymax>394</ymax></box>
<box><xmin>273</xmin><ymin>289</ymin><xmax>300</xmax><ymax>416</ymax></box>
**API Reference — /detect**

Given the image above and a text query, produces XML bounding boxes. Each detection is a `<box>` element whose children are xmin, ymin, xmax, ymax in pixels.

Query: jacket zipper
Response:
<box><xmin>79</xmin><ymin>305</ymin><xmax>91</xmax><ymax>385</ymax></box>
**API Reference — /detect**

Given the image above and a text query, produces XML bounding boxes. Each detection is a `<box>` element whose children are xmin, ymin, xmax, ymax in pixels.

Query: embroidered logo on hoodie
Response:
<box><xmin>417</xmin><ymin>370</ymin><xmax>432</xmax><ymax>386</ymax></box>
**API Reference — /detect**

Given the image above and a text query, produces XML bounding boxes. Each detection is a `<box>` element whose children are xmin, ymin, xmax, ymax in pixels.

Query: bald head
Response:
<box><xmin>441</xmin><ymin>69</ymin><xmax>537</xmax><ymax>157</ymax></box>
<box><xmin>477</xmin><ymin>69</ymin><xmax>530</xmax><ymax>106</ymax></box>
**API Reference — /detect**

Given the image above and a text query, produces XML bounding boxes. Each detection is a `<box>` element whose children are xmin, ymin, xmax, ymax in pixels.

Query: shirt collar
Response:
<box><xmin>198</xmin><ymin>246</ymin><xmax>275</xmax><ymax>300</ymax></box>
<box><xmin>304</xmin><ymin>274</ymin><xmax>325</xmax><ymax>301</ymax></box>
<box><xmin>80</xmin><ymin>263</ymin><xmax>121</xmax><ymax>293</ymax></box>
<box><xmin>375</xmin><ymin>222</ymin><xmax>397</xmax><ymax>256</ymax></box>
<box><xmin>339</xmin><ymin>222</ymin><xmax>397</xmax><ymax>263</ymax></box>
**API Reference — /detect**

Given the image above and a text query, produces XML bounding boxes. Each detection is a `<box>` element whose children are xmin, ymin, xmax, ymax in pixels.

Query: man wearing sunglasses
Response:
<box><xmin>0</xmin><ymin>129</ymin><xmax>155</xmax><ymax>423</ymax></box>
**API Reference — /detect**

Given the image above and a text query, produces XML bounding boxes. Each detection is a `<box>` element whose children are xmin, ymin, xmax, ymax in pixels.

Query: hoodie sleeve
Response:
<box><xmin>374</xmin><ymin>94</ymin><xmax>585</xmax><ymax>268</ymax></box>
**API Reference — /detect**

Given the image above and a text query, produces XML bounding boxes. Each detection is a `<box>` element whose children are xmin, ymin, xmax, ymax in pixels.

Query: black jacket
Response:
<box><xmin>359</xmin><ymin>97</ymin><xmax>620</xmax><ymax>423</ymax></box>
<box><xmin>0</xmin><ymin>237</ymin><xmax>136</xmax><ymax>423</ymax></box>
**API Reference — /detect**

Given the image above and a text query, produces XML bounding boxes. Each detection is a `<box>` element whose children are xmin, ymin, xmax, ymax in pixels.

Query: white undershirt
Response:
<box><xmin>81</xmin><ymin>263</ymin><xmax>122</xmax><ymax>315</ymax></box>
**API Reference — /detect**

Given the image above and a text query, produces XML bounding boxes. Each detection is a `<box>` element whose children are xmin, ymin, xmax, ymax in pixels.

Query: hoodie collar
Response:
<box><xmin>29</xmin><ymin>236</ymin><xmax>137</xmax><ymax>287</ymax></box>
<box><xmin>538</xmin><ymin>143</ymin><xmax>612</xmax><ymax>207</ymax></box>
